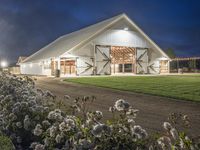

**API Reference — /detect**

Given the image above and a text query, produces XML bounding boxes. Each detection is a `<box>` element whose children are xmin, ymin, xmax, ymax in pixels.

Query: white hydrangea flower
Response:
<box><xmin>12</xmin><ymin>106</ymin><xmax>20</xmax><ymax>114</ymax></box>
<box><xmin>21</xmin><ymin>102</ymin><xmax>28</xmax><ymax>108</ymax></box>
<box><xmin>33</xmin><ymin>124</ymin><xmax>43</xmax><ymax>136</ymax></box>
<box><xmin>44</xmin><ymin>138</ymin><xmax>50</xmax><ymax>146</ymax></box>
<box><xmin>114</xmin><ymin>99</ymin><xmax>130</xmax><ymax>111</ymax></box>
<box><xmin>170</xmin><ymin>128</ymin><xmax>179</xmax><ymax>140</ymax></box>
<box><xmin>30</xmin><ymin>142</ymin><xmax>38</xmax><ymax>149</ymax></box>
<box><xmin>92</xmin><ymin>124</ymin><xmax>111</xmax><ymax>137</ymax></box>
<box><xmin>92</xmin><ymin>124</ymin><xmax>104</xmax><ymax>137</ymax></box>
<box><xmin>94</xmin><ymin>111</ymin><xmax>103</xmax><ymax>121</ymax></box>
<box><xmin>49</xmin><ymin>126</ymin><xmax>57</xmax><ymax>137</ymax></box>
<box><xmin>131</xmin><ymin>125</ymin><xmax>148</xmax><ymax>139</ymax></box>
<box><xmin>157</xmin><ymin>136</ymin><xmax>172</xmax><ymax>149</ymax></box>
<box><xmin>35</xmin><ymin>144</ymin><xmax>45</xmax><ymax>150</ymax></box>
<box><xmin>28</xmin><ymin>99</ymin><xmax>37</xmax><ymax>107</ymax></box>
<box><xmin>59</xmin><ymin>122</ymin><xmax>67</xmax><ymax>131</ymax></box>
<box><xmin>43</xmin><ymin>107</ymin><xmax>49</xmax><ymax>112</ymax></box>
<box><xmin>55</xmin><ymin>134</ymin><xmax>63</xmax><ymax>143</ymax></box>
<box><xmin>163</xmin><ymin>122</ymin><xmax>172</xmax><ymax>131</ymax></box>
<box><xmin>48</xmin><ymin>109</ymin><xmax>63</xmax><ymax>121</ymax></box>
<box><xmin>127</xmin><ymin>118</ymin><xmax>135</xmax><ymax>126</ymax></box>
<box><xmin>109</xmin><ymin>106</ymin><xmax>116</xmax><ymax>112</ymax></box>
<box><xmin>35</xmin><ymin>105</ymin><xmax>44</xmax><ymax>112</ymax></box>
<box><xmin>16</xmin><ymin>122</ymin><xmax>23</xmax><ymax>128</ymax></box>
<box><xmin>24</xmin><ymin>115</ymin><xmax>31</xmax><ymax>130</ymax></box>
<box><xmin>126</xmin><ymin>108</ymin><xmax>139</xmax><ymax>117</ymax></box>
<box><xmin>65</xmin><ymin>118</ymin><xmax>76</xmax><ymax>129</ymax></box>
<box><xmin>9</xmin><ymin>113</ymin><xmax>17</xmax><ymax>121</ymax></box>
<box><xmin>42</xmin><ymin>120</ymin><xmax>51</xmax><ymax>127</ymax></box>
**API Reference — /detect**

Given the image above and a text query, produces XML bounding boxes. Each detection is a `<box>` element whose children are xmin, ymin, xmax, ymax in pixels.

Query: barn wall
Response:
<box><xmin>71</xmin><ymin>44</ymin><xmax>94</xmax><ymax>57</ymax></box>
<box><xmin>68</xmin><ymin>44</ymin><xmax>94</xmax><ymax>75</ymax></box>
<box><xmin>20</xmin><ymin>62</ymin><xmax>43</xmax><ymax>75</ymax></box>
<box><xmin>68</xmin><ymin>29</ymin><xmax>166</xmax><ymax>75</ymax></box>
<box><xmin>93</xmin><ymin>29</ymin><xmax>149</xmax><ymax>48</ymax></box>
<box><xmin>20</xmin><ymin>61</ymin><xmax>51</xmax><ymax>76</ymax></box>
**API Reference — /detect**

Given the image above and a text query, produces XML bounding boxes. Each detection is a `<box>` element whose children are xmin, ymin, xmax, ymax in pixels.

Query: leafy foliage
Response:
<box><xmin>0</xmin><ymin>132</ymin><xmax>15</xmax><ymax>150</ymax></box>
<box><xmin>165</xmin><ymin>48</ymin><xmax>176</xmax><ymax>59</ymax></box>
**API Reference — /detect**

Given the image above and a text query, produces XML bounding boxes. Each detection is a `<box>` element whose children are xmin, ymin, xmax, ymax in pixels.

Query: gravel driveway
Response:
<box><xmin>35</xmin><ymin>77</ymin><xmax>200</xmax><ymax>136</ymax></box>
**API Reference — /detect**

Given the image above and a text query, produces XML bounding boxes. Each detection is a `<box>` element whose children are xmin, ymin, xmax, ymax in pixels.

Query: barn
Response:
<box><xmin>20</xmin><ymin>13</ymin><xmax>170</xmax><ymax>77</ymax></box>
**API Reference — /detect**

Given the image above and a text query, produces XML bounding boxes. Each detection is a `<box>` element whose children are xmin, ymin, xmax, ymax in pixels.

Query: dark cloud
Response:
<box><xmin>0</xmin><ymin>0</ymin><xmax>200</xmax><ymax>64</ymax></box>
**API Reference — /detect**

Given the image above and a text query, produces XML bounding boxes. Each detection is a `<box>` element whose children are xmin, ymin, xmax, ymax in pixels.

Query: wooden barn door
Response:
<box><xmin>160</xmin><ymin>60</ymin><xmax>169</xmax><ymax>73</ymax></box>
<box><xmin>95</xmin><ymin>45</ymin><xmax>111</xmax><ymax>75</ymax></box>
<box><xmin>76</xmin><ymin>57</ymin><xmax>94</xmax><ymax>76</ymax></box>
<box><xmin>136</xmin><ymin>48</ymin><xmax>148</xmax><ymax>74</ymax></box>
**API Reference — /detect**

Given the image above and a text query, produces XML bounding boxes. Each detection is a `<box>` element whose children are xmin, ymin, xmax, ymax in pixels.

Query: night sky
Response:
<box><xmin>0</xmin><ymin>0</ymin><xmax>200</xmax><ymax>64</ymax></box>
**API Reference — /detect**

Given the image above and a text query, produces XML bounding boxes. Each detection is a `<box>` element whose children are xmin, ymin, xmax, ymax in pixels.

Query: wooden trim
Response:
<box><xmin>135</xmin><ymin>48</ymin><xmax>137</xmax><ymax>74</ymax></box>
<box><xmin>132</xmin><ymin>49</ymin><xmax>135</xmax><ymax>73</ymax></box>
<box><xmin>172</xmin><ymin>57</ymin><xmax>200</xmax><ymax>61</ymax></box>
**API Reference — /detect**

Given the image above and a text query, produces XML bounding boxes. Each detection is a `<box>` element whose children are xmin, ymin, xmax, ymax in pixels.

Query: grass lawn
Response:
<box><xmin>65</xmin><ymin>75</ymin><xmax>200</xmax><ymax>102</ymax></box>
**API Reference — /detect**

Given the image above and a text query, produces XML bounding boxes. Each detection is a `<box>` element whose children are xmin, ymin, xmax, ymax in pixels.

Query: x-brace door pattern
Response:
<box><xmin>136</xmin><ymin>48</ymin><xmax>148</xmax><ymax>74</ymax></box>
<box><xmin>95</xmin><ymin>45</ymin><xmax>111</xmax><ymax>75</ymax></box>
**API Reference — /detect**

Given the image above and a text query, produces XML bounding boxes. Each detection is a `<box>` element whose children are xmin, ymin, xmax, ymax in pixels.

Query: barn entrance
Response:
<box><xmin>111</xmin><ymin>46</ymin><xmax>136</xmax><ymax>74</ymax></box>
<box><xmin>60</xmin><ymin>59</ymin><xmax>76</xmax><ymax>75</ymax></box>
<box><xmin>51</xmin><ymin>58</ymin><xmax>76</xmax><ymax>76</ymax></box>
<box><xmin>95</xmin><ymin>45</ymin><xmax>136</xmax><ymax>75</ymax></box>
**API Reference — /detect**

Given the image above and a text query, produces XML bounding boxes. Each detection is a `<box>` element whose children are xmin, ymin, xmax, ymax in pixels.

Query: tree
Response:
<box><xmin>165</xmin><ymin>48</ymin><xmax>176</xmax><ymax>59</ymax></box>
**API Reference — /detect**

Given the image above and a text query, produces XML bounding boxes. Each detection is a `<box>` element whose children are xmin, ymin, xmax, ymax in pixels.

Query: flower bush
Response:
<box><xmin>0</xmin><ymin>72</ymin><xmax>199</xmax><ymax>150</ymax></box>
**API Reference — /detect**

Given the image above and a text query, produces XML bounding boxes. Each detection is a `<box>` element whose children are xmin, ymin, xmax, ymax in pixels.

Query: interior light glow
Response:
<box><xmin>124</xmin><ymin>27</ymin><xmax>128</xmax><ymax>31</ymax></box>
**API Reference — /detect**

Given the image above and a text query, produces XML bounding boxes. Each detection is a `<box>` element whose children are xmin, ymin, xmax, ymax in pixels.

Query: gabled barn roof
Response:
<box><xmin>23</xmin><ymin>13</ymin><xmax>169</xmax><ymax>63</ymax></box>
<box><xmin>17</xmin><ymin>56</ymin><xmax>27</xmax><ymax>65</ymax></box>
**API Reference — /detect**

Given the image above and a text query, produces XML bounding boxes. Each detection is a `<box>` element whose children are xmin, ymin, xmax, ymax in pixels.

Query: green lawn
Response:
<box><xmin>65</xmin><ymin>75</ymin><xmax>200</xmax><ymax>102</ymax></box>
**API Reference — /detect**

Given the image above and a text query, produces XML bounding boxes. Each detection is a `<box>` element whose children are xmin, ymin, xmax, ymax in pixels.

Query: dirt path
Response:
<box><xmin>35</xmin><ymin>77</ymin><xmax>200</xmax><ymax>136</ymax></box>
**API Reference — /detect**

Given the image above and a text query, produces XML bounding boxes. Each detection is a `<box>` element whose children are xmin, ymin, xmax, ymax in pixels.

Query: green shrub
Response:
<box><xmin>0</xmin><ymin>133</ymin><xmax>15</xmax><ymax>150</ymax></box>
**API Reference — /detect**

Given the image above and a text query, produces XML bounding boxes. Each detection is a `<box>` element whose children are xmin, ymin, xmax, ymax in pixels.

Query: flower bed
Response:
<box><xmin>0</xmin><ymin>72</ymin><xmax>199</xmax><ymax>150</ymax></box>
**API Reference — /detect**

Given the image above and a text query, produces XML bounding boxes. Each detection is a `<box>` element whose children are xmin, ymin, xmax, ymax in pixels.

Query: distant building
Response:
<box><xmin>4</xmin><ymin>56</ymin><xmax>28</xmax><ymax>74</ymax></box>
<box><xmin>170</xmin><ymin>57</ymin><xmax>200</xmax><ymax>73</ymax></box>
<box><xmin>19</xmin><ymin>14</ymin><xmax>170</xmax><ymax>77</ymax></box>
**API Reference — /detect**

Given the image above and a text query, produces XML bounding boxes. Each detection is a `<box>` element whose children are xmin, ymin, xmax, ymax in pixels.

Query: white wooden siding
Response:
<box><xmin>93</xmin><ymin>29</ymin><xmax>148</xmax><ymax>48</ymax></box>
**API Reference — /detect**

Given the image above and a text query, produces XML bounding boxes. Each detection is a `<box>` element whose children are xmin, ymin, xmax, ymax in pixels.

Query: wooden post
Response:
<box><xmin>177</xmin><ymin>59</ymin><xmax>179</xmax><ymax>73</ymax></box>
<box><xmin>64</xmin><ymin>59</ymin><xmax>66</xmax><ymax>75</ymax></box>
<box><xmin>168</xmin><ymin>61</ymin><xmax>170</xmax><ymax>73</ymax></box>
<box><xmin>113</xmin><ymin>48</ymin><xmax>115</xmax><ymax>74</ymax></box>
<box><xmin>122</xmin><ymin>48</ymin><xmax>125</xmax><ymax>73</ymax></box>
<box><xmin>132</xmin><ymin>49</ymin><xmax>134</xmax><ymax>73</ymax></box>
<box><xmin>135</xmin><ymin>48</ymin><xmax>137</xmax><ymax>74</ymax></box>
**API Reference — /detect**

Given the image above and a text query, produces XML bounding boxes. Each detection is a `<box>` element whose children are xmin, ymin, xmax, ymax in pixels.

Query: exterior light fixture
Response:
<box><xmin>0</xmin><ymin>61</ymin><xmax>8</xmax><ymax>68</ymax></box>
<box><xmin>124</xmin><ymin>27</ymin><xmax>128</xmax><ymax>31</ymax></box>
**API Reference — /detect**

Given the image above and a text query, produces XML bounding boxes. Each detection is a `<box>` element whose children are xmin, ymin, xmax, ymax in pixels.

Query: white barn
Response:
<box><xmin>20</xmin><ymin>14</ymin><xmax>170</xmax><ymax>77</ymax></box>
